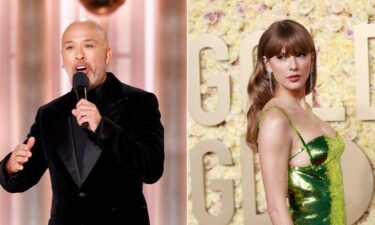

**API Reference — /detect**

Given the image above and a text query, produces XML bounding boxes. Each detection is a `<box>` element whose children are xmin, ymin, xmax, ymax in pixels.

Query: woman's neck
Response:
<box><xmin>273</xmin><ymin>87</ymin><xmax>307</xmax><ymax>109</ymax></box>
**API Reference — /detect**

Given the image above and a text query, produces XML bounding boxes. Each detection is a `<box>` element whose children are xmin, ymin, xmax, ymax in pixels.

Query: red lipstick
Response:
<box><xmin>287</xmin><ymin>75</ymin><xmax>301</xmax><ymax>82</ymax></box>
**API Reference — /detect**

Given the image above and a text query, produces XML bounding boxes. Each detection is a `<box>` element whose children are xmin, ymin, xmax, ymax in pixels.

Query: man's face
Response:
<box><xmin>61</xmin><ymin>21</ymin><xmax>112</xmax><ymax>90</ymax></box>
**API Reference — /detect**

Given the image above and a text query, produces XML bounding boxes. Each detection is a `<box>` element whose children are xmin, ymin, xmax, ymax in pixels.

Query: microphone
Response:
<box><xmin>73</xmin><ymin>72</ymin><xmax>89</xmax><ymax>130</ymax></box>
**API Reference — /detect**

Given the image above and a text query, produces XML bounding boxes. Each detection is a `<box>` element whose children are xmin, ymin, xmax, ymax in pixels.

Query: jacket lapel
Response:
<box><xmin>52</xmin><ymin>73</ymin><xmax>127</xmax><ymax>187</ymax></box>
<box><xmin>97</xmin><ymin>73</ymin><xmax>127</xmax><ymax>121</ymax></box>
<box><xmin>78</xmin><ymin>73</ymin><xmax>126</xmax><ymax>186</ymax></box>
<box><xmin>79</xmin><ymin>139</ymin><xmax>101</xmax><ymax>185</ymax></box>
<box><xmin>55</xmin><ymin>94</ymin><xmax>81</xmax><ymax>186</ymax></box>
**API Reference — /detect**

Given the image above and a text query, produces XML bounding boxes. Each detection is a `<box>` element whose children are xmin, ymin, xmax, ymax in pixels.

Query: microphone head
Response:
<box><xmin>73</xmin><ymin>72</ymin><xmax>89</xmax><ymax>90</ymax></box>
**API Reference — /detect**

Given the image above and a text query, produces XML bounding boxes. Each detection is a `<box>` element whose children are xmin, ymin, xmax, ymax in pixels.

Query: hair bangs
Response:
<box><xmin>263</xmin><ymin>24</ymin><xmax>314</xmax><ymax>58</ymax></box>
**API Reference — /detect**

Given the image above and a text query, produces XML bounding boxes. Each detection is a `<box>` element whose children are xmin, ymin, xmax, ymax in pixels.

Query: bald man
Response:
<box><xmin>0</xmin><ymin>20</ymin><xmax>164</xmax><ymax>225</ymax></box>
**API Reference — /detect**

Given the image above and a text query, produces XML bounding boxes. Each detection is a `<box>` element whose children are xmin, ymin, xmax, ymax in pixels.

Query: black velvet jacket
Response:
<box><xmin>0</xmin><ymin>73</ymin><xmax>164</xmax><ymax>225</ymax></box>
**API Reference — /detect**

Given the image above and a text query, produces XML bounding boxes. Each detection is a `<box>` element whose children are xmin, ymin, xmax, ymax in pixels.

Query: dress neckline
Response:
<box><xmin>290</xmin><ymin>133</ymin><xmax>339</xmax><ymax>154</ymax></box>
<box><xmin>289</xmin><ymin>135</ymin><xmax>342</xmax><ymax>169</ymax></box>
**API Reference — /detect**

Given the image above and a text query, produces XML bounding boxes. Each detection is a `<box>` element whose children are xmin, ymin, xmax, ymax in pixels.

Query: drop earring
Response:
<box><xmin>309</xmin><ymin>67</ymin><xmax>314</xmax><ymax>91</ymax></box>
<box><xmin>267</xmin><ymin>71</ymin><xmax>273</xmax><ymax>94</ymax></box>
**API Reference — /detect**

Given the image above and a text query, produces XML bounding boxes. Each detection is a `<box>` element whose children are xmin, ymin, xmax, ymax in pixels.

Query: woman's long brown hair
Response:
<box><xmin>246</xmin><ymin>20</ymin><xmax>317</xmax><ymax>151</ymax></box>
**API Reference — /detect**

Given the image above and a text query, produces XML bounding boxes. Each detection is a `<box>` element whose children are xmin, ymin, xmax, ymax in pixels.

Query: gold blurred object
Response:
<box><xmin>79</xmin><ymin>0</ymin><xmax>125</xmax><ymax>15</ymax></box>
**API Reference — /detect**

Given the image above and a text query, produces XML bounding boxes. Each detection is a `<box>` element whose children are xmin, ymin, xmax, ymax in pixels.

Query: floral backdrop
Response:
<box><xmin>188</xmin><ymin>0</ymin><xmax>375</xmax><ymax>224</ymax></box>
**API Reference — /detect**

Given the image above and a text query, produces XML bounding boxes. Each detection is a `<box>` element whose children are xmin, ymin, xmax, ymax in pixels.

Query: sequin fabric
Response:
<box><xmin>259</xmin><ymin>106</ymin><xmax>346</xmax><ymax>225</ymax></box>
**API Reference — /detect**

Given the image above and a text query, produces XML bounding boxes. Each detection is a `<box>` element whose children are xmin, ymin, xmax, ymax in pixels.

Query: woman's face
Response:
<box><xmin>264</xmin><ymin>47</ymin><xmax>313</xmax><ymax>94</ymax></box>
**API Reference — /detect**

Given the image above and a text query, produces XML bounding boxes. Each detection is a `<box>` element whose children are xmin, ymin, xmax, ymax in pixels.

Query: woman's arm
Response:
<box><xmin>257</xmin><ymin>108</ymin><xmax>294</xmax><ymax>225</ymax></box>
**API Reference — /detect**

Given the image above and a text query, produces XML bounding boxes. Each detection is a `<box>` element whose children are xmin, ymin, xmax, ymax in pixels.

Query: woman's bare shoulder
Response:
<box><xmin>262</xmin><ymin>98</ymin><xmax>286</xmax><ymax>112</ymax></box>
<box><xmin>257</xmin><ymin>104</ymin><xmax>293</xmax><ymax>155</ymax></box>
<box><xmin>260</xmin><ymin>99</ymin><xmax>290</xmax><ymax>125</ymax></box>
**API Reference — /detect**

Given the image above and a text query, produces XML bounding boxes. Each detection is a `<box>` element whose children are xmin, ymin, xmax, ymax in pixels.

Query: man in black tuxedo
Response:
<box><xmin>0</xmin><ymin>20</ymin><xmax>164</xmax><ymax>225</ymax></box>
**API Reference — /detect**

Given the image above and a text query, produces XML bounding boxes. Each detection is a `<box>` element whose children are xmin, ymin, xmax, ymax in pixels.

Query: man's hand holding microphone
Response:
<box><xmin>72</xmin><ymin>72</ymin><xmax>102</xmax><ymax>132</ymax></box>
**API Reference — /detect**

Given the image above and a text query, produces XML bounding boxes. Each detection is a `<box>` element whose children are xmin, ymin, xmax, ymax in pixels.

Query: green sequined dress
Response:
<box><xmin>260</xmin><ymin>106</ymin><xmax>346</xmax><ymax>225</ymax></box>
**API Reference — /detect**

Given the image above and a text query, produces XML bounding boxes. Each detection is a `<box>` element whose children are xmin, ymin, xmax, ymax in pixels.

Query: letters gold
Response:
<box><xmin>188</xmin><ymin>34</ymin><xmax>230</xmax><ymax>126</ymax></box>
<box><xmin>190</xmin><ymin>139</ymin><xmax>235</xmax><ymax>225</ymax></box>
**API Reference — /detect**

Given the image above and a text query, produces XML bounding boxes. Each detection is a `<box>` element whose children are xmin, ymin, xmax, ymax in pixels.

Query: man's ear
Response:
<box><xmin>105</xmin><ymin>48</ymin><xmax>112</xmax><ymax>64</ymax></box>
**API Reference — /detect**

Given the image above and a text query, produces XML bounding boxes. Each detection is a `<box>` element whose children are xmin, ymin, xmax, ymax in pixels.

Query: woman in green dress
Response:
<box><xmin>246</xmin><ymin>20</ymin><xmax>346</xmax><ymax>225</ymax></box>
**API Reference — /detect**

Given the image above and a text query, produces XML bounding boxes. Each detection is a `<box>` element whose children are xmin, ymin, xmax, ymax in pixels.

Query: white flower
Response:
<box><xmin>352</xmin><ymin>10</ymin><xmax>369</xmax><ymax>24</ymax></box>
<box><xmin>263</xmin><ymin>0</ymin><xmax>278</xmax><ymax>7</ymax></box>
<box><xmin>294</xmin><ymin>0</ymin><xmax>314</xmax><ymax>15</ymax></box>
<box><xmin>271</xmin><ymin>2</ymin><xmax>287</xmax><ymax>16</ymax></box>
<box><xmin>189</xmin><ymin>122</ymin><xmax>205</xmax><ymax>137</ymax></box>
<box><xmin>344</xmin><ymin>128</ymin><xmax>358</xmax><ymax>140</ymax></box>
<box><xmin>325</xmin><ymin>15</ymin><xmax>343</xmax><ymax>32</ymax></box>
<box><xmin>246</xmin><ymin>7</ymin><xmax>257</xmax><ymax>18</ymax></box>
<box><xmin>327</xmin><ymin>1</ymin><xmax>346</xmax><ymax>14</ymax></box>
